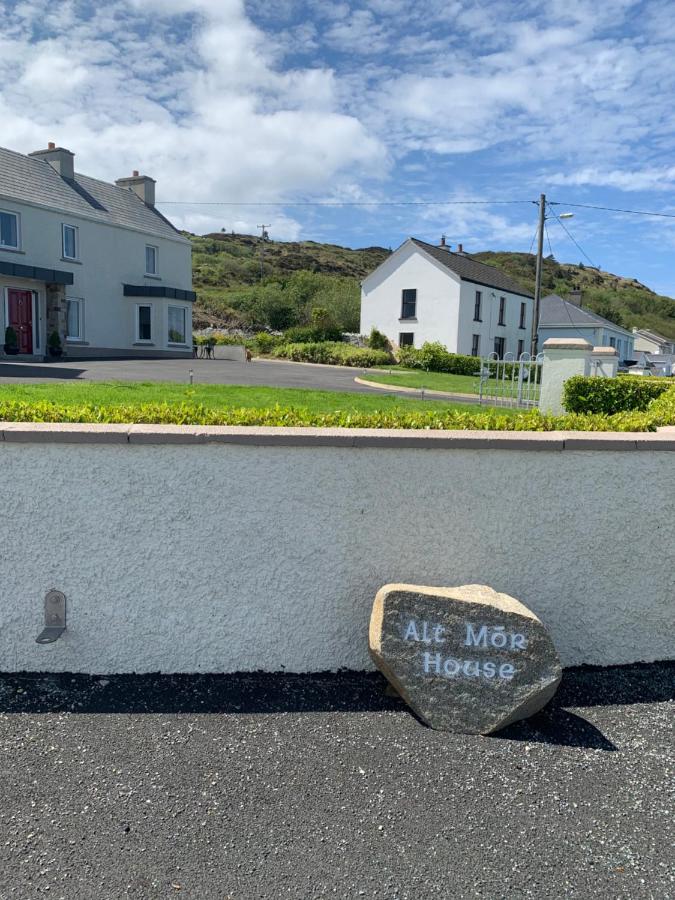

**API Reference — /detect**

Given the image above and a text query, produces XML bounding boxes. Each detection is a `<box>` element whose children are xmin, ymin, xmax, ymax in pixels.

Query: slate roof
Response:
<box><xmin>539</xmin><ymin>294</ymin><xmax>634</xmax><ymax>336</ymax></box>
<box><xmin>0</xmin><ymin>146</ymin><xmax>184</xmax><ymax>242</ymax></box>
<box><xmin>410</xmin><ymin>238</ymin><xmax>534</xmax><ymax>299</ymax></box>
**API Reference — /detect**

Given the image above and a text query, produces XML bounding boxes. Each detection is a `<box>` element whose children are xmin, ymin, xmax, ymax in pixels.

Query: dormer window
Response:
<box><xmin>62</xmin><ymin>224</ymin><xmax>78</xmax><ymax>260</ymax></box>
<box><xmin>0</xmin><ymin>210</ymin><xmax>19</xmax><ymax>249</ymax></box>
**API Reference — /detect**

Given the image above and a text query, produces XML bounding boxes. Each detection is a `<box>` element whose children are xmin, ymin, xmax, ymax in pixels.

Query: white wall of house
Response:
<box><xmin>633</xmin><ymin>331</ymin><xmax>673</xmax><ymax>355</ymax></box>
<box><xmin>0</xmin><ymin>196</ymin><xmax>192</xmax><ymax>356</ymax></box>
<box><xmin>456</xmin><ymin>280</ymin><xmax>532</xmax><ymax>358</ymax></box>
<box><xmin>360</xmin><ymin>243</ymin><xmax>461</xmax><ymax>349</ymax></box>
<box><xmin>360</xmin><ymin>243</ymin><xmax>533</xmax><ymax>357</ymax></box>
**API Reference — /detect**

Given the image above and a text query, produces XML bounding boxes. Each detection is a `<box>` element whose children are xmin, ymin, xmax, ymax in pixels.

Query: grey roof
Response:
<box><xmin>0</xmin><ymin>146</ymin><xmax>184</xmax><ymax>242</ymax></box>
<box><xmin>633</xmin><ymin>327</ymin><xmax>673</xmax><ymax>345</ymax></box>
<box><xmin>539</xmin><ymin>294</ymin><xmax>634</xmax><ymax>336</ymax></box>
<box><xmin>410</xmin><ymin>238</ymin><xmax>534</xmax><ymax>299</ymax></box>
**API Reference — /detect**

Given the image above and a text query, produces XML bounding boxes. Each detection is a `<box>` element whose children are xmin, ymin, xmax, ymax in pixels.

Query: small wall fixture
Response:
<box><xmin>36</xmin><ymin>590</ymin><xmax>67</xmax><ymax>644</ymax></box>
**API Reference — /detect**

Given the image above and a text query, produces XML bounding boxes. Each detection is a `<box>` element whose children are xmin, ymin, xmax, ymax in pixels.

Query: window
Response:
<box><xmin>399</xmin><ymin>332</ymin><xmax>414</xmax><ymax>347</ymax></box>
<box><xmin>494</xmin><ymin>336</ymin><xmax>506</xmax><ymax>359</ymax></box>
<box><xmin>471</xmin><ymin>334</ymin><xmax>480</xmax><ymax>357</ymax></box>
<box><xmin>137</xmin><ymin>304</ymin><xmax>152</xmax><ymax>342</ymax></box>
<box><xmin>0</xmin><ymin>210</ymin><xmax>19</xmax><ymax>249</ymax></box>
<box><xmin>168</xmin><ymin>306</ymin><xmax>187</xmax><ymax>344</ymax></box>
<box><xmin>66</xmin><ymin>298</ymin><xmax>83</xmax><ymax>341</ymax></box>
<box><xmin>400</xmin><ymin>289</ymin><xmax>417</xmax><ymax>319</ymax></box>
<box><xmin>519</xmin><ymin>302</ymin><xmax>526</xmax><ymax>329</ymax></box>
<box><xmin>517</xmin><ymin>339</ymin><xmax>524</xmax><ymax>358</ymax></box>
<box><xmin>62</xmin><ymin>224</ymin><xmax>78</xmax><ymax>260</ymax></box>
<box><xmin>474</xmin><ymin>291</ymin><xmax>482</xmax><ymax>322</ymax></box>
<box><xmin>145</xmin><ymin>245</ymin><xmax>158</xmax><ymax>275</ymax></box>
<box><xmin>609</xmin><ymin>336</ymin><xmax>616</xmax><ymax>348</ymax></box>
<box><xmin>498</xmin><ymin>296</ymin><xmax>506</xmax><ymax>326</ymax></box>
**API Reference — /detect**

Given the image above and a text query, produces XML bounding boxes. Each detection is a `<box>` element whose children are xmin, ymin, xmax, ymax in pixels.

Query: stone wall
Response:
<box><xmin>45</xmin><ymin>283</ymin><xmax>67</xmax><ymax>354</ymax></box>
<box><xmin>0</xmin><ymin>424</ymin><xmax>673</xmax><ymax>674</ymax></box>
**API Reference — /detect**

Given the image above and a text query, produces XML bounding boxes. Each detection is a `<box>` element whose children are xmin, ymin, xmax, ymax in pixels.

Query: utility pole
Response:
<box><xmin>531</xmin><ymin>194</ymin><xmax>546</xmax><ymax>357</ymax></box>
<box><xmin>257</xmin><ymin>224</ymin><xmax>270</xmax><ymax>281</ymax></box>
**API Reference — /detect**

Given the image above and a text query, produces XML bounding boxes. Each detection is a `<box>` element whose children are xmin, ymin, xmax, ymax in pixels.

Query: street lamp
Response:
<box><xmin>530</xmin><ymin>195</ymin><xmax>574</xmax><ymax>356</ymax></box>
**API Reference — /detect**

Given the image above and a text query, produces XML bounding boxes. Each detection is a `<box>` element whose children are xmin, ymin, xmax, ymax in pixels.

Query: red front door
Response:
<box><xmin>7</xmin><ymin>290</ymin><xmax>33</xmax><ymax>354</ymax></box>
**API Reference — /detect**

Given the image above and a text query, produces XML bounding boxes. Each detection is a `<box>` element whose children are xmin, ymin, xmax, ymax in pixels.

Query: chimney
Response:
<box><xmin>115</xmin><ymin>171</ymin><xmax>156</xmax><ymax>207</ymax></box>
<box><xmin>29</xmin><ymin>143</ymin><xmax>75</xmax><ymax>180</ymax></box>
<box><xmin>567</xmin><ymin>288</ymin><xmax>582</xmax><ymax>307</ymax></box>
<box><xmin>456</xmin><ymin>243</ymin><xmax>464</xmax><ymax>254</ymax></box>
<box><xmin>440</xmin><ymin>235</ymin><xmax>446</xmax><ymax>247</ymax></box>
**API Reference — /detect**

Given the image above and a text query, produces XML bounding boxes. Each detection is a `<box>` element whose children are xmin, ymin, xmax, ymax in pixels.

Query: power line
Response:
<box><xmin>544</xmin><ymin>222</ymin><xmax>554</xmax><ymax>258</ymax></box>
<box><xmin>157</xmin><ymin>199</ymin><xmax>535</xmax><ymax>207</ymax></box>
<box><xmin>552</xmin><ymin>214</ymin><xmax>598</xmax><ymax>268</ymax></box>
<box><xmin>550</xmin><ymin>200</ymin><xmax>675</xmax><ymax>220</ymax></box>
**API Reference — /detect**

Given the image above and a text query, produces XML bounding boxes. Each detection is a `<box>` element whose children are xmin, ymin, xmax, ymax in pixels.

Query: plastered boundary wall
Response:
<box><xmin>1</xmin><ymin>424</ymin><xmax>674</xmax><ymax>673</ymax></box>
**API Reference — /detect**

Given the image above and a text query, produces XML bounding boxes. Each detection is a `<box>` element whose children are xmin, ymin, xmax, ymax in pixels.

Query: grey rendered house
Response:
<box><xmin>538</xmin><ymin>293</ymin><xmax>635</xmax><ymax>362</ymax></box>
<box><xmin>0</xmin><ymin>143</ymin><xmax>194</xmax><ymax>359</ymax></box>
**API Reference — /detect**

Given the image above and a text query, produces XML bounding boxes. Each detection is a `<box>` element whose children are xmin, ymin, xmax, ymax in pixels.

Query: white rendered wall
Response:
<box><xmin>0</xmin><ymin>197</ymin><xmax>192</xmax><ymax>354</ymax></box>
<box><xmin>1</xmin><ymin>430</ymin><xmax>673</xmax><ymax>674</ymax></box>
<box><xmin>456</xmin><ymin>281</ymin><xmax>532</xmax><ymax>358</ymax></box>
<box><xmin>360</xmin><ymin>243</ymin><xmax>461</xmax><ymax>349</ymax></box>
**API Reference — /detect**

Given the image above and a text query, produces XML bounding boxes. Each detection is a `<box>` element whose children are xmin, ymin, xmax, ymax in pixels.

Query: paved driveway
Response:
<box><xmin>0</xmin><ymin>663</ymin><xmax>672</xmax><ymax>899</ymax></box>
<box><xmin>0</xmin><ymin>357</ymin><xmax>416</xmax><ymax>396</ymax></box>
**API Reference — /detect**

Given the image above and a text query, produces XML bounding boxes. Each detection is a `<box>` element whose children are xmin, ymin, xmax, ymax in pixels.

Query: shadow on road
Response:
<box><xmin>0</xmin><ymin>363</ymin><xmax>85</xmax><ymax>379</ymax></box>
<box><xmin>0</xmin><ymin>662</ymin><xmax>670</xmax><ymax>751</ymax></box>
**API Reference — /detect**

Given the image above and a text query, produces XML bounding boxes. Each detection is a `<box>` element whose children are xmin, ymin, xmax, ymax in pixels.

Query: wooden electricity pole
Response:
<box><xmin>257</xmin><ymin>224</ymin><xmax>270</xmax><ymax>281</ymax></box>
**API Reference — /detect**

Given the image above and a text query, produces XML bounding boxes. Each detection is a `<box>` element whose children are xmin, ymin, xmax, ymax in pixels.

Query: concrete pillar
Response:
<box><xmin>539</xmin><ymin>338</ymin><xmax>593</xmax><ymax>415</ymax></box>
<box><xmin>45</xmin><ymin>283</ymin><xmax>67</xmax><ymax>358</ymax></box>
<box><xmin>590</xmin><ymin>346</ymin><xmax>619</xmax><ymax>377</ymax></box>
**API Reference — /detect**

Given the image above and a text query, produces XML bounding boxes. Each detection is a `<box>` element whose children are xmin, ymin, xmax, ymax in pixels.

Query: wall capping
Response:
<box><xmin>1</xmin><ymin>421</ymin><xmax>674</xmax><ymax>450</ymax></box>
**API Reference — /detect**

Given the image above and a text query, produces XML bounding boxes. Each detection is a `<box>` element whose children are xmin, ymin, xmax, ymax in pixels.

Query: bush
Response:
<box><xmin>272</xmin><ymin>341</ymin><xmax>392</xmax><ymax>367</ymax></box>
<box><xmin>367</xmin><ymin>327</ymin><xmax>391</xmax><ymax>351</ymax></box>
<box><xmin>253</xmin><ymin>332</ymin><xmax>285</xmax><ymax>355</ymax></box>
<box><xmin>398</xmin><ymin>342</ymin><xmax>481</xmax><ymax>376</ymax></box>
<box><xmin>563</xmin><ymin>375</ymin><xmax>672</xmax><ymax>414</ymax></box>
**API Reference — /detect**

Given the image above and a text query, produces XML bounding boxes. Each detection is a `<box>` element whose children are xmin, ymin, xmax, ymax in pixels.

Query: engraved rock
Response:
<box><xmin>369</xmin><ymin>583</ymin><xmax>562</xmax><ymax>734</ymax></box>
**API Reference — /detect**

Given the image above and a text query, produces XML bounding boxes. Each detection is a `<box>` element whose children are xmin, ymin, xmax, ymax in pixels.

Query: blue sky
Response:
<box><xmin>2</xmin><ymin>0</ymin><xmax>675</xmax><ymax>294</ymax></box>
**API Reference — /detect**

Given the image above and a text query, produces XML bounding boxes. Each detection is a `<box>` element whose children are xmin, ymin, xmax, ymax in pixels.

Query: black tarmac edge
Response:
<box><xmin>0</xmin><ymin>662</ymin><xmax>673</xmax><ymax>900</ymax></box>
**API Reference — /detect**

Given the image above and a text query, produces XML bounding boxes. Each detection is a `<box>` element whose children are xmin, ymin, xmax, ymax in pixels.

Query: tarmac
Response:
<box><xmin>0</xmin><ymin>662</ymin><xmax>672</xmax><ymax>899</ymax></box>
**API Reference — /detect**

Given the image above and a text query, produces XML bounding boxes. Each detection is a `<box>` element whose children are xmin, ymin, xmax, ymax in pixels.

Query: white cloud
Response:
<box><xmin>548</xmin><ymin>166</ymin><xmax>675</xmax><ymax>191</ymax></box>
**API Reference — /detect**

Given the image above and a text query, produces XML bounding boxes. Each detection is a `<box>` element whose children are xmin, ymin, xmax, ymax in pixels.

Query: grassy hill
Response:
<box><xmin>190</xmin><ymin>232</ymin><xmax>675</xmax><ymax>340</ymax></box>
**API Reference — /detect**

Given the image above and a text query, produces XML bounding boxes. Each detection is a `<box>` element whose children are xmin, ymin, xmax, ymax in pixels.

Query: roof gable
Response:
<box><xmin>0</xmin><ymin>145</ymin><xmax>185</xmax><ymax>243</ymax></box>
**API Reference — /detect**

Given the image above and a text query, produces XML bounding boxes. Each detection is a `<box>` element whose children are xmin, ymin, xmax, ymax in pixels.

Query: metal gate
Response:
<box><xmin>478</xmin><ymin>352</ymin><xmax>543</xmax><ymax>409</ymax></box>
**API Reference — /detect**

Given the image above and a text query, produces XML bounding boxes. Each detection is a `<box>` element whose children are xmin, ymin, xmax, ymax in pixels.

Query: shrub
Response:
<box><xmin>563</xmin><ymin>375</ymin><xmax>672</xmax><ymax>414</ymax></box>
<box><xmin>4</xmin><ymin>326</ymin><xmax>18</xmax><ymax>348</ymax></box>
<box><xmin>272</xmin><ymin>341</ymin><xmax>392</xmax><ymax>367</ymax></box>
<box><xmin>253</xmin><ymin>332</ymin><xmax>284</xmax><ymax>355</ymax></box>
<box><xmin>367</xmin><ymin>327</ymin><xmax>391</xmax><ymax>351</ymax></box>
<box><xmin>398</xmin><ymin>342</ymin><xmax>480</xmax><ymax>376</ymax></box>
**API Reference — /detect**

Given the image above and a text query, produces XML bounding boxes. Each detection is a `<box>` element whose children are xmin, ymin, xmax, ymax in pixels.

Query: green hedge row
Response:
<box><xmin>1</xmin><ymin>389</ymin><xmax>674</xmax><ymax>430</ymax></box>
<box><xmin>272</xmin><ymin>341</ymin><xmax>393</xmax><ymax>367</ymax></box>
<box><xmin>563</xmin><ymin>375</ymin><xmax>672</xmax><ymax>414</ymax></box>
<box><xmin>398</xmin><ymin>342</ymin><xmax>480</xmax><ymax>376</ymax></box>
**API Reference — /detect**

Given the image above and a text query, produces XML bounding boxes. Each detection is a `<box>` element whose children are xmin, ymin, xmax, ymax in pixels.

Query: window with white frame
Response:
<box><xmin>62</xmin><ymin>224</ymin><xmax>78</xmax><ymax>260</ymax></box>
<box><xmin>471</xmin><ymin>334</ymin><xmax>480</xmax><ymax>357</ymax></box>
<box><xmin>66</xmin><ymin>298</ymin><xmax>84</xmax><ymax>341</ymax></box>
<box><xmin>0</xmin><ymin>210</ymin><xmax>19</xmax><ymax>249</ymax></box>
<box><xmin>136</xmin><ymin>304</ymin><xmax>152</xmax><ymax>342</ymax></box>
<box><xmin>145</xmin><ymin>245</ymin><xmax>158</xmax><ymax>275</ymax></box>
<box><xmin>168</xmin><ymin>306</ymin><xmax>187</xmax><ymax>344</ymax></box>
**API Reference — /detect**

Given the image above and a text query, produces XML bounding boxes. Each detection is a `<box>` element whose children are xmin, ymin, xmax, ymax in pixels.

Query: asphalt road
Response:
<box><xmin>0</xmin><ymin>357</ymin><xmax>406</xmax><ymax>394</ymax></box>
<box><xmin>0</xmin><ymin>663</ymin><xmax>672</xmax><ymax>899</ymax></box>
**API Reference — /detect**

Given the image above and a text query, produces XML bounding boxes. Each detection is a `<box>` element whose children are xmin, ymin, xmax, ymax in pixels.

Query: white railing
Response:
<box><xmin>478</xmin><ymin>352</ymin><xmax>544</xmax><ymax>409</ymax></box>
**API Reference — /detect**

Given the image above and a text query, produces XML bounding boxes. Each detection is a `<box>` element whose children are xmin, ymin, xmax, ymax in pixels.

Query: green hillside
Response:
<box><xmin>190</xmin><ymin>232</ymin><xmax>675</xmax><ymax>340</ymax></box>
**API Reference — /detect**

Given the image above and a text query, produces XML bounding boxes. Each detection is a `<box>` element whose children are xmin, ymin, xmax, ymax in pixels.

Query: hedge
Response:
<box><xmin>398</xmin><ymin>342</ymin><xmax>480</xmax><ymax>376</ymax></box>
<box><xmin>563</xmin><ymin>375</ymin><xmax>672</xmax><ymax>414</ymax></box>
<box><xmin>0</xmin><ymin>392</ymin><xmax>673</xmax><ymax>430</ymax></box>
<box><xmin>272</xmin><ymin>341</ymin><xmax>392</xmax><ymax>367</ymax></box>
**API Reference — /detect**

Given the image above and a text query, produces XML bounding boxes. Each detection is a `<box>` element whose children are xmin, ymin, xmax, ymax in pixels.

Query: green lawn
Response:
<box><xmin>364</xmin><ymin>368</ymin><xmax>541</xmax><ymax>399</ymax></box>
<box><xmin>0</xmin><ymin>380</ymin><xmax>516</xmax><ymax>416</ymax></box>
<box><xmin>364</xmin><ymin>369</ymin><xmax>484</xmax><ymax>394</ymax></box>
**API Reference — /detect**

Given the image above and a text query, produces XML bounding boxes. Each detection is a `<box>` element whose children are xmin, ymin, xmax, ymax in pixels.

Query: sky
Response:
<box><xmin>2</xmin><ymin>0</ymin><xmax>675</xmax><ymax>294</ymax></box>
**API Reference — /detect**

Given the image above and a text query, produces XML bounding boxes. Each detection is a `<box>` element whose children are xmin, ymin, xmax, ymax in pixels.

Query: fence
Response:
<box><xmin>478</xmin><ymin>352</ymin><xmax>544</xmax><ymax>409</ymax></box>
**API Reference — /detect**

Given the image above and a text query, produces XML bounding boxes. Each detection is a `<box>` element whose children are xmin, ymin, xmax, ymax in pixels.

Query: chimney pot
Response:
<box><xmin>133</xmin><ymin>170</ymin><xmax>139</xmax><ymax>177</ymax></box>
<box><xmin>457</xmin><ymin>243</ymin><xmax>463</xmax><ymax>254</ymax></box>
<box><xmin>48</xmin><ymin>142</ymin><xmax>56</xmax><ymax>150</ymax></box>
<box><xmin>440</xmin><ymin>235</ymin><xmax>446</xmax><ymax>247</ymax></box>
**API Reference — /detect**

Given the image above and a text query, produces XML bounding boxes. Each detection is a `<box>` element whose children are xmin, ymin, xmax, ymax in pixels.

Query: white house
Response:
<box><xmin>632</xmin><ymin>328</ymin><xmax>675</xmax><ymax>356</ymax></box>
<box><xmin>360</xmin><ymin>237</ymin><xmax>534</xmax><ymax>358</ymax></box>
<box><xmin>0</xmin><ymin>143</ymin><xmax>194</xmax><ymax>359</ymax></box>
<box><xmin>538</xmin><ymin>294</ymin><xmax>635</xmax><ymax>363</ymax></box>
